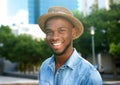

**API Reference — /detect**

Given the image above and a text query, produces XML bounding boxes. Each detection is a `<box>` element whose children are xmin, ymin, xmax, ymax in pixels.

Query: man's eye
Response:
<box><xmin>59</xmin><ymin>29</ymin><xmax>65</xmax><ymax>33</ymax></box>
<box><xmin>45</xmin><ymin>31</ymin><xmax>52</xmax><ymax>34</ymax></box>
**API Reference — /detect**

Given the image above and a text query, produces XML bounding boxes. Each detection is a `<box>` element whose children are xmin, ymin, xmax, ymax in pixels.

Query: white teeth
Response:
<box><xmin>53</xmin><ymin>43</ymin><xmax>61</xmax><ymax>46</ymax></box>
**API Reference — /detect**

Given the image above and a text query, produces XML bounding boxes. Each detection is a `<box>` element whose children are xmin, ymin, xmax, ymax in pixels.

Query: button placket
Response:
<box><xmin>55</xmin><ymin>70</ymin><xmax>60</xmax><ymax>85</ymax></box>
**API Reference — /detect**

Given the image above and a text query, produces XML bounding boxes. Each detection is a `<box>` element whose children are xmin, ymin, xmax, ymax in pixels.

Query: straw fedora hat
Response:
<box><xmin>38</xmin><ymin>6</ymin><xmax>84</xmax><ymax>39</ymax></box>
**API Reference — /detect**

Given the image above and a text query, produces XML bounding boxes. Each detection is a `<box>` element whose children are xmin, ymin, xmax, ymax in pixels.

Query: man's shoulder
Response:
<box><xmin>77</xmin><ymin>58</ymin><xmax>102</xmax><ymax>84</ymax></box>
<box><xmin>40</xmin><ymin>56</ymin><xmax>53</xmax><ymax>68</ymax></box>
<box><xmin>42</xmin><ymin>57</ymin><xmax>53</xmax><ymax>64</ymax></box>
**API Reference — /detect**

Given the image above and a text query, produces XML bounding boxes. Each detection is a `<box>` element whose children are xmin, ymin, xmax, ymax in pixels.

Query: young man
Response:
<box><xmin>38</xmin><ymin>6</ymin><xmax>102</xmax><ymax>85</ymax></box>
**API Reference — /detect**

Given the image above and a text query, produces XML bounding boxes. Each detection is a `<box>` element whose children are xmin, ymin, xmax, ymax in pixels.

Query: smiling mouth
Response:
<box><xmin>52</xmin><ymin>42</ymin><xmax>62</xmax><ymax>46</ymax></box>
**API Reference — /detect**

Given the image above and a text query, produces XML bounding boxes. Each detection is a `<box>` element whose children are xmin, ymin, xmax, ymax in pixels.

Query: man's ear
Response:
<box><xmin>72</xmin><ymin>27</ymin><xmax>76</xmax><ymax>39</ymax></box>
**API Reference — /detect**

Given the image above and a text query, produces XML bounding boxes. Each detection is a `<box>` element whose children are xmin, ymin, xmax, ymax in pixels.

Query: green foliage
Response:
<box><xmin>73</xmin><ymin>10</ymin><xmax>84</xmax><ymax>20</ymax></box>
<box><xmin>73</xmin><ymin>9</ymin><xmax>109</xmax><ymax>57</ymax></box>
<box><xmin>109</xmin><ymin>43</ymin><xmax>120</xmax><ymax>56</ymax></box>
<box><xmin>0</xmin><ymin>25</ymin><xmax>52</xmax><ymax>71</ymax></box>
<box><xmin>0</xmin><ymin>25</ymin><xmax>16</xmax><ymax>58</ymax></box>
<box><xmin>107</xmin><ymin>4</ymin><xmax>120</xmax><ymax>56</ymax></box>
<box><xmin>73</xmin><ymin>4</ymin><xmax>120</xmax><ymax>57</ymax></box>
<box><xmin>39</xmin><ymin>40</ymin><xmax>52</xmax><ymax>60</ymax></box>
<box><xmin>9</xmin><ymin>34</ymin><xmax>42</xmax><ymax>64</ymax></box>
<box><xmin>107</xmin><ymin>4</ymin><xmax>120</xmax><ymax>44</ymax></box>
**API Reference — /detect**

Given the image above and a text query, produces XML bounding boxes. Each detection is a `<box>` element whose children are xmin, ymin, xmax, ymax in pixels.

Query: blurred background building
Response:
<box><xmin>28</xmin><ymin>0</ymin><xmax>78</xmax><ymax>24</ymax></box>
<box><xmin>2</xmin><ymin>0</ymin><xmax>119</xmax><ymax>26</ymax></box>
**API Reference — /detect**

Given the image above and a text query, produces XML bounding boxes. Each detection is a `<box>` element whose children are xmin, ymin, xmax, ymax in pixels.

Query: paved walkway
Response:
<box><xmin>0</xmin><ymin>76</ymin><xmax>38</xmax><ymax>85</ymax></box>
<box><xmin>103</xmin><ymin>80</ymin><xmax>120</xmax><ymax>85</ymax></box>
<box><xmin>102</xmin><ymin>74</ymin><xmax>120</xmax><ymax>85</ymax></box>
<box><xmin>0</xmin><ymin>75</ymin><xmax>120</xmax><ymax>85</ymax></box>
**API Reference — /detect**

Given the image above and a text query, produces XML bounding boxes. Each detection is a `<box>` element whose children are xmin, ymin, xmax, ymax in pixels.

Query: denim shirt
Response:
<box><xmin>38</xmin><ymin>49</ymin><xmax>102</xmax><ymax>85</ymax></box>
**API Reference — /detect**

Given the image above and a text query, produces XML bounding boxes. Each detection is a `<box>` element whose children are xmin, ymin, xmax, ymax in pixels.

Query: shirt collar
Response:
<box><xmin>64</xmin><ymin>48</ymin><xmax>82</xmax><ymax>70</ymax></box>
<box><xmin>48</xmin><ymin>55</ymin><xmax>55</xmax><ymax>72</ymax></box>
<box><xmin>48</xmin><ymin>48</ymin><xmax>82</xmax><ymax>70</ymax></box>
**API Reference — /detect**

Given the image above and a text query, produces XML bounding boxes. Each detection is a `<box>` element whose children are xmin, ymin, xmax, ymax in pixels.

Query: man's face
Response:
<box><xmin>45</xmin><ymin>17</ymin><xmax>76</xmax><ymax>56</ymax></box>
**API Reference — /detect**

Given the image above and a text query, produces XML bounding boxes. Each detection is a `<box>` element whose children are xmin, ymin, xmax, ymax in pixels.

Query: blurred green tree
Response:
<box><xmin>73</xmin><ymin>9</ymin><xmax>109</xmax><ymax>58</ymax></box>
<box><xmin>73</xmin><ymin>3</ymin><xmax>120</xmax><ymax>58</ymax></box>
<box><xmin>107</xmin><ymin>4</ymin><xmax>120</xmax><ymax>56</ymax></box>
<box><xmin>0</xmin><ymin>25</ymin><xmax>52</xmax><ymax>71</ymax></box>
<box><xmin>39</xmin><ymin>39</ymin><xmax>52</xmax><ymax>61</ymax></box>
<box><xmin>0</xmin><ymin>25</ymin><xmax>16</xmax><ymax>58</ymax></box>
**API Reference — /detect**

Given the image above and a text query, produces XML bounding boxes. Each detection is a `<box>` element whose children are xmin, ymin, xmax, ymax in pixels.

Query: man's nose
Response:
<box><xmin>52</xmin><ymin>32</ymin><xmax>60</xmax><ymax>40</ymax></box>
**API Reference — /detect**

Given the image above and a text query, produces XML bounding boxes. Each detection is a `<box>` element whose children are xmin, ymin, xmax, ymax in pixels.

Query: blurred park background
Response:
<box><xmin>0</xmin><ymin>0</ymin><xmax>120</xmax><ymax>85</ymax></box>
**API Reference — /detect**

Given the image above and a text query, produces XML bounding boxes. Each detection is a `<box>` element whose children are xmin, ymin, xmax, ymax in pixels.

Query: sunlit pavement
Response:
<box><xmin>0</xmin><ymin>76</ymin><xmax>38</xmax><ymax>85</ymax></box>
<box><xmin>0</xmin><ymin>75</ymin><xmax>120</xmax><ymax>85</ymax></box>
<box><xmin>103</xmin><ymin>80</ymin><xmax>120</xmax><ymax>85</ymax></box>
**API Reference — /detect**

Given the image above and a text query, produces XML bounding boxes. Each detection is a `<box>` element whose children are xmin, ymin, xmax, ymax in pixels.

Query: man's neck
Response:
<box><xmin>55</xmin><ymin>48</ymin><xmax>74</xmax><ymax>71</ymax></box>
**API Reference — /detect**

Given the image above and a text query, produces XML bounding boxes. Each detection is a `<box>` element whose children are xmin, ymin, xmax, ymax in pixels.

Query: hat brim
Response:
<box><xmin>38</xmin><ymin>13</ymin><xmax>84</xmax><ymax>39</ymax></box>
